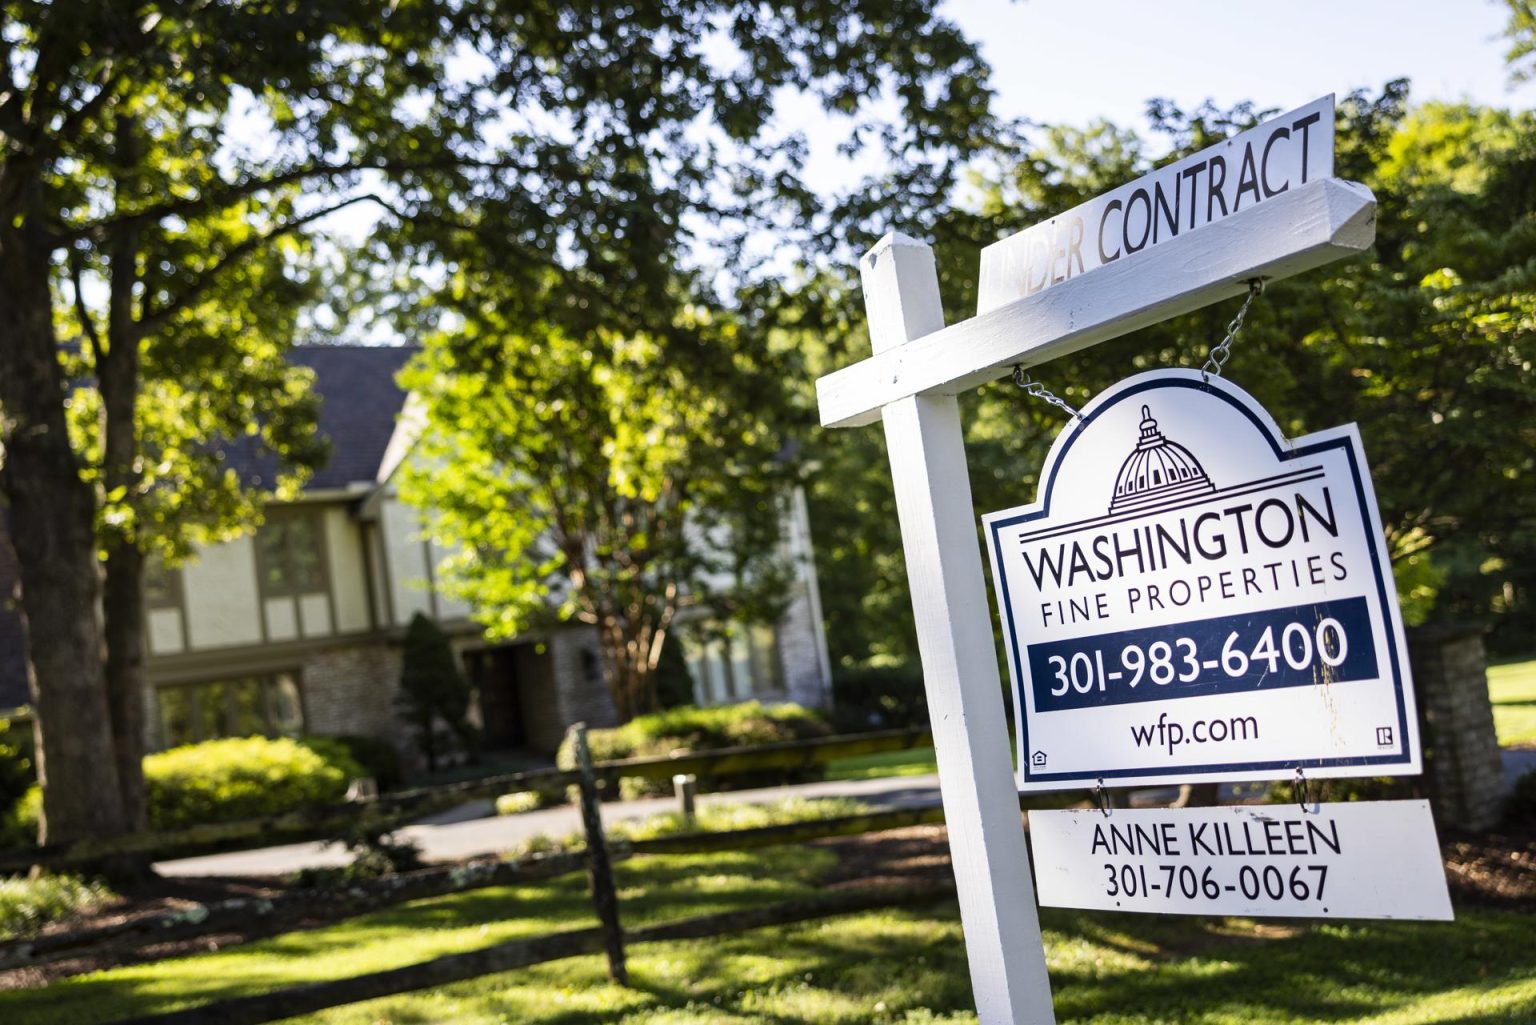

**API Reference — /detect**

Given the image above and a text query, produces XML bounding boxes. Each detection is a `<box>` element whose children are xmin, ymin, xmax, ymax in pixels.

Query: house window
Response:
<box><xmin>156</xmin><ymin>672</ymin><xmax>305</xmax><ymax>749</ymax></box>
<box><xmin>144</xmin><ymin>556</ymin><xmax>182</xmax><ymax>610</ymax></box>
<box><xmin>683</xmin><ymin>624</ymin><xmax>783</xmax><ymax>706</ymax></box>
<box><xmin>257</xmin><ymin>514</ymin><xmax>326</xmax><ymax>597</ymax></box>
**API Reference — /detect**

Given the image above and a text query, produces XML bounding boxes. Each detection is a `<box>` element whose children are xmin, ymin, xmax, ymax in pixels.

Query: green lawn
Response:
<box><xmin>3</xmin><ymin>844</ymin><xmax>1533</xmax><ymax>1025</ymax></box>
<box><xmin>823</xmin><ymin>746</ymin><xmax>939</xmax><ymax>781</ymax></box>
<box><xmin>1489</xmin><ymin>657</ymin><xmax>1536</xmax><ymax>748</ymax></box>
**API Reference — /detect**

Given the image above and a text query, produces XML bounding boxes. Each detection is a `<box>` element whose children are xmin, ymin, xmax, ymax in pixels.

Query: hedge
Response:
<box><xmin>1</xmin><ymin>735</ymin><xmax>369</xmax><ymax>845</ymax></box>
<box><xmin>556</xmin><ymin>701</ymin><xmax>832</xmax><ymax>799</ymax></box>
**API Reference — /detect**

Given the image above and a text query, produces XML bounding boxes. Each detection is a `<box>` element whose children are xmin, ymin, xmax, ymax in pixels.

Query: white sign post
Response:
<box><xmin>818</xmin><ymin>98</ymin><xmax>1377</xmax><ymax>1024</ymax></box>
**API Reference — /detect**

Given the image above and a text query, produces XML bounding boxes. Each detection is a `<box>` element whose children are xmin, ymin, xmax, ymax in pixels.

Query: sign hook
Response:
<box><xmin>1294</xmin><ymin>767</ymin><xmax>1313</xmax><ymax>811</ymax></box>
<box><xmin>1094</xmin><ymin>778</ymin><xmax>1112</xmax><ymax>818</ymax></box>
<box><xmin>1200</xmin><ymin>278</ymin><xmax>1266</xmax><ymax>384</ymax></box>
<box><xmin>1011</xmin><ymin>365</ymin><xmax>1083</xmax><ymax>421</ymax></box>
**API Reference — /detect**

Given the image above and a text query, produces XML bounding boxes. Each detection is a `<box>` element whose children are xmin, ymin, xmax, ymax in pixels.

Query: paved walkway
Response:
<box><xmin>155</xmin><ymin>774</ymin><xmax>946</xmax><ymax>877</ymax></box>
<box><xmin>155</xmin><ymin>749</ymin><xmax>1536</xmax><ymax>878</ymax></box>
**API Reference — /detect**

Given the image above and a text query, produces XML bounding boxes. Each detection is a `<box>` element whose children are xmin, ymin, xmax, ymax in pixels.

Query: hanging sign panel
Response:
<box><xmin>984</xmin><ymin>370</ymin><xmax>1418</xmax><ymax>791</ymax></box>
<box><xmin>1028</xmin><ymin>801</ymin><xmax>1453</xmax><ymax>920</ymax></box>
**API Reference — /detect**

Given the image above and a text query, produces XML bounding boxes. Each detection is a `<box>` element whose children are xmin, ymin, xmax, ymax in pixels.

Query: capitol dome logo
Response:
<box><xmin>1108</xmin><ymin>405</ymin><xmax>1215</xmax><ymax>515</ymax></box>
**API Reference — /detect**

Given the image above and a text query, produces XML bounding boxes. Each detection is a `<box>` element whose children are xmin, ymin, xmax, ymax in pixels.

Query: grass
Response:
<box><xmin>4</xmin><ymin>842</ymin><xmax>1533</xmax><ymax>1025</ymax></box>
<box><xmin>1489</xmin><ymin>657</ymin><xmax>1536</xmax><ymax>748</ymax></box>
<box><xmin>0</xmin><ymin>873</ymin><xmax>114</xmax><ymax>940</ymax></box>
<box><xmin>824</xmin><ymin>746</ymin><xmax>938</xmax><ymax>781</ymax></box>
<box><xmin>0</xmin><ymin>847</ymin><xmax>834</xmax><ymax>1025</ymax></box>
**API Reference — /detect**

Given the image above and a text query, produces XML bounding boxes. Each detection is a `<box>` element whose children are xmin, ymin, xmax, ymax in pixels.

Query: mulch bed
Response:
<box><xmin>4</xmin><ymin>814</ymin><xmax>1533</xmax><ymax>990</ymax></box>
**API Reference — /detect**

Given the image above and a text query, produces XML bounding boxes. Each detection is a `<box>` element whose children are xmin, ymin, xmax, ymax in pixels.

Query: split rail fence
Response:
<box><xmin>2</xmin><ymin>726</ymin><xmax>974</xmax><ymax>993</ymax></box>
<box><xmin>0</xmin><ymin>725</ymin><xmax>935</xmax><ymax>874</ymax></box>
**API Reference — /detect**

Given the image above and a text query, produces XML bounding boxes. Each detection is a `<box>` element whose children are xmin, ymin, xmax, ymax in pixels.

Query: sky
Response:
<box><xmin>734</xmin><ymin>0</ymin><xmax>1536</xmax><ymax>264</ymax></box>
<box><xmin>950</xmin><ymin>0</ymin><xmax>1531</xmax><ymax>133</ymax></box>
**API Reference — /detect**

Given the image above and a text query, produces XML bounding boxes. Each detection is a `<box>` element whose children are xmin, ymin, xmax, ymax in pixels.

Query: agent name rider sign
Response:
<box><xmin>984</xmin><ymin>369</ymin><xmax>1419</xmax><ymax>791</ymax></box>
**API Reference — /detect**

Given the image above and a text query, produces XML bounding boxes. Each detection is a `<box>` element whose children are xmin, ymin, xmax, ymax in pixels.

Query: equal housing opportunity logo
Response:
<box><xmin>982</xmin><ymin>370</ymin><xmax>1420</xmax><ymax>791</ymax></box>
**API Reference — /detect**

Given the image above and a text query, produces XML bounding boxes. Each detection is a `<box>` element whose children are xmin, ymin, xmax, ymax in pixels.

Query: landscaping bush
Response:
<box><xmin>0</xmin><ymin>735</ymin><xmax>370</xmax><ymax>844</ymax></box>
<box><xmin>0</xmin><ymin>719</ymin><xmax>35</xmax><ymax>847</ymax></box>
<box><xmin>1507</xmin><ymin>768</ymin><xmax>1536</xmax><ymax>824</ymax></box>
<box><xmin>557</xmin><ymin>701</ymin><xmax>833</xmax><ymax>799</ymax></box>
<box><xmin>507</xmin><ymin>795</ymin><xmax>873</xmax><ymax>857</ymax></box>
<box><xmin>0</xmin><ymin>786</ymin><xmax>38</xmax><ymax>849</ymax></box>
<box><xmin>831</xmin><ymin>664</ymin><xmax>929</xmax><ymax>732</ymax></box>
<box><xmin>145</xmin><ymin>736</ymin><xmax>365</xmax><ymax>830</ymax></box>
<box><xmin>0</xmin><ymin>872</ymin><xmax>114</xmax><ymax>939</ymax></box>
<box><xmin>303</xmin><ymin>734</ymin><xmax>402</xmax><ymax>791</ymax></box>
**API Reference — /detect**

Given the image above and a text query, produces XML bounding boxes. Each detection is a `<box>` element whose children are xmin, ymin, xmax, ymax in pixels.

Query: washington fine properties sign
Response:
<box><xmin>815</xmin><ymin>96</ymin><xmax>1452</xmax><ymax>1024</ymax></box>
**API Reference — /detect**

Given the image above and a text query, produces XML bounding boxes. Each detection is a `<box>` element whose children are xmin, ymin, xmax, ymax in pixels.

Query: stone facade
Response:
<box><xmin>549</xmin><ymin>628</ymin><xmax>620</xmax><ymax>732</ymax></box>
<box><xmin>302</xmin><ymin>644</ymin><xmax>405</xmax><ymax>744</ymax></box>
<box><xmin>1409</xmin><ymin>624</ymin><xmax>1508</xmax><ymax>831</ymax></box>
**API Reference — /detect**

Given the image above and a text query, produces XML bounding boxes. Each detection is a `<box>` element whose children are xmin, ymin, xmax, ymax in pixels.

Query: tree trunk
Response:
<box><xmin>598</xmin><ymin>620</ymin><xmax>658</xmax><ymax>722</ymax></box>
<box><xmin>101</xmin><ymin>540</ymin><xmax>148</xmax><ymax>829</ymax></box>
<box><xmin>1173</xmin><ymin>783</ymin><xmax>1220</xmax><ymax>808</ymax></box>
<box><xmin>0</xmin><ymin>222</ymin><xmax>130</xmax><ymax>845</ymax></box>
<box><xmin>99</xmin><ymin>159</ymin><xmax>150</xmax><ymax>830</ymax></box>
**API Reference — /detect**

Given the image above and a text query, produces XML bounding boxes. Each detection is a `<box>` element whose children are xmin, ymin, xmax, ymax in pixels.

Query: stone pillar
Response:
<box><xmin>1409</xmin><ymin>624</ymin><xmax>1508</xmax><ymax>831</ymax></box>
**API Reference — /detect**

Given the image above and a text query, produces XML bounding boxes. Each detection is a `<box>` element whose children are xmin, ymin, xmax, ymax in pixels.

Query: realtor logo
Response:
<box><xmin>1109</xmin><ymin>405</ymin><xmax>1215</xmax><ymax>514</ymax></box>
<box><xmin>1376</xmin><ymin>726</ymin><xmax>1394</xmax><ymax>747</ymax></box>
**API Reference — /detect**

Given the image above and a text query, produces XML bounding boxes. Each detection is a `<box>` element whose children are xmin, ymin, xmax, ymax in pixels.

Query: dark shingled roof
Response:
<box><xmin>0</xmin><ymin>511</ymin><xmax>30</xmax><ymax>712</ymax></box>
<box><xmin>223</xmin><ymin>345</ymin><xmax>417</xmax><ymax>490</ymax></box>
<box><xmin>0</xmin><ymin>346</ymin><xmax>418</xmax><ymax>709</ymax></box>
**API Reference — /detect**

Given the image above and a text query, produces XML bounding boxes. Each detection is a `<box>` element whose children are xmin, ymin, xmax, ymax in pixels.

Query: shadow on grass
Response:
<box><xmin>3</xmin><ymin>850</ymin><xmax>1534</xmax><ymax>1025</ymax></box>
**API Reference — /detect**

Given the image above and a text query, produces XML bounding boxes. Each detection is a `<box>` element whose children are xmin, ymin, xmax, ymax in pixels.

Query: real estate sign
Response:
<box><xmin>984</xmin><ymin>370</ymin><xmax>1419</xmax><ymax>791</ymax></box>
<box><xmin>1028</xmin><ymin>801</ymin><xmax>1453</xmax><ymax>920</ymax></box>
<box><xmin>977</xmin><ymin>96</ymin><xmax>1335</xmax><ymax>312</ymax></box>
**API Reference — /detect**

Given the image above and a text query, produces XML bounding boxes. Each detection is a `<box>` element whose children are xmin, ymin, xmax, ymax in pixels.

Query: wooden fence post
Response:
<box><xmin>673</xmin><ymin>773</ymin><xmax>698</xmax><ymax>826</ymax></box>
<box><xmin>570</xmin><ymin>722</ymin><xmax>628</xmax><ymax>986</ymax></box>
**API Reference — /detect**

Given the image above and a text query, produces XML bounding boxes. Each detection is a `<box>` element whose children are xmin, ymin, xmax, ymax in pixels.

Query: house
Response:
<box><xmin>0</xmin><ymin>346</ymin><xmax>833</xmax><ymax>763</ymax></box>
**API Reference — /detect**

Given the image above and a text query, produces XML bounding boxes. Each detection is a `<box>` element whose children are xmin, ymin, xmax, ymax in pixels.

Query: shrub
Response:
<box><xmin>0</xmin><ymin>872</ymin><xmax>114</xmax><ymax>939</ymax></box>
<box><xmin>0</xmin><ymin>719</ymin><xmax>35</xmax><ymax>847</ymax></box>
<box><xmin>145</xmin><ymin>736</ymin><xmax>365</xmax><ymax>830</ymax></box>
<box><xmin>506</xmin><ymin>795</ymin><xmax>873</xmax><ymax>857</ymax></box>
<box><xmin>304</xmin><ymin>735</ymin><xmax>402</xmax><ymax>791</ymax></box>
<box><xmin>1507</xmin><ymin>768</ymin><xmax>1536</xmax><ymax>824</ymax></box>
<box><xmin>0</xmin><ymin>786</ymin><xmax>38</xmax><ymax>849</ymax></box>
<box><xmin>0</xmin><ymin>736</ymin><xmax>371</xmax><ymax>844</ymax></box>
<box><xmin>495</xmin><ymin>791</ymin><xmax>546</xmax><ymax>816</ymax></box>
<box><xmin>557</xmin><ymin>701</ymin><xmax>833</xmax><ymax>799</ymax></box>
<box><xmin>831</xmin><ymin>664</ymin><xmax>929</xmax><ymax>732</ymax></box>
<box><xmin>397</xmin><ymin>612</ymin><xmax>478</xmax><ymax>771</ymax></box>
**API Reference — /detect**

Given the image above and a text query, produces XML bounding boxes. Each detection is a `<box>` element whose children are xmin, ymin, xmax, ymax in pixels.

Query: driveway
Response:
<box><xmin>154</xmin><ymin>774</ymin><xmax>945</xmax><ymax>877</ymax></box>
<box><xmin>155</xmin><ymin>749</ymin><xmax>1536</xmax><ymax>878</ymax></box>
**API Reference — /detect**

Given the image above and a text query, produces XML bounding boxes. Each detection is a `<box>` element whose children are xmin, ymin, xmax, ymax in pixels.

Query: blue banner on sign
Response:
<box><xmin>1027</xmin><ymin>596</ymin><xmax>1378</xmax><ymax>712</ymax></box>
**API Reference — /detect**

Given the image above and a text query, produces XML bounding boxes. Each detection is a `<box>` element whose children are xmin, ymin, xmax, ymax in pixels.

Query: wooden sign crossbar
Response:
<box><xmin>819</xmin><ymin>167</ymin><xmax>1377</xmax><ymax>1021</ymax></box>
<box><xmin>819</xmin><ymin>177</ymin><xmax>1375</xmax><ymax>429</ymax></box>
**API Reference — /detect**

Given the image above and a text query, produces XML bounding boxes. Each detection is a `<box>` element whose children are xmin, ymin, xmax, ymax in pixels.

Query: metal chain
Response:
<box><xmin>1011</xmin><ymin>364</ymin><xmax>1082</xmax><ymax>420</ymax></box>
<box><xmin>1012</xmin><ymin>277</ymin><xmax>1264</xmax><ymax>414</ymax></box>
<box><xmin>1200</xmin><ymin>278</ymin><xmax>1266</xmax><ymax>383</ymax></box>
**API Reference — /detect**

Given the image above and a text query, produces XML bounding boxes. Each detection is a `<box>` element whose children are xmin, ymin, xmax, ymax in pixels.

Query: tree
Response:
<box><xmin>798</xmin><ymin>82</ymin><xmax>1536</xmax><ymax>668</ymax></box>
<box><xmin>400</xmin><ymin>312</ymin><xmax>801</xmax><ymax>721</ymax></box>
<box><xmin>1501</xmin><ymin>0</ymin><xmax>1536</xmax><ymax>82</ymax></box>
<box><xmin>397</xmin><ymin>613</ymin><xmax>477</xmax><ymax>773</ymax></box>
<box><xmin>0</xmin><ymin>0</ymin><xmax>465</xmax><ymax>846</ymax></box>
<box><xmin>0</xmin><ymin>0</ymin><xmax>1001</xmax><ymax>839</ymax></box>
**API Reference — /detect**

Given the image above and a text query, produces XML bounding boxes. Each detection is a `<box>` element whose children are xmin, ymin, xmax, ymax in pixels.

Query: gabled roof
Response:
<box><xmin>0</xmin><ymin>345</ymin><xmax>418</xmax><ymax>709</ymax></box>
<box><xmin>223</xmin><ymin>345</ymin><xmax>418</xmax><ymax>492</ymax></box>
